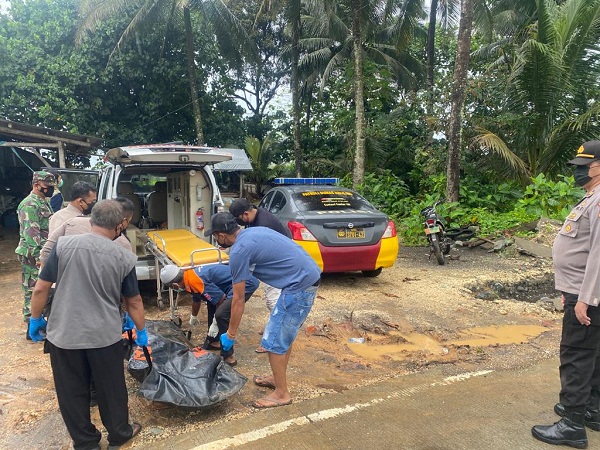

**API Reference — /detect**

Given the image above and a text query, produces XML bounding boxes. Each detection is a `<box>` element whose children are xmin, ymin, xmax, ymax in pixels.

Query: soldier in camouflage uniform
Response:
<box><xmin>15</xmin><ymin>171</ymin><xmax>56</xmax><ymax>332</ymax></box>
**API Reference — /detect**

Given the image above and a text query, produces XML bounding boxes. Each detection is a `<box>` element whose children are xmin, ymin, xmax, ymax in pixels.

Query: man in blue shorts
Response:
<box><xmin>205</xmin><ymin>212</ymin><xmax>321</xmax><ymax>409</ymax></box>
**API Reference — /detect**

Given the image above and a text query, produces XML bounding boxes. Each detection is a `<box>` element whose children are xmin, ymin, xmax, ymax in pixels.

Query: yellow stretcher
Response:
<box><xmin>145</xmin><ymin>229</ymin><xmax>228</xmax><ymax>319</ymax></box>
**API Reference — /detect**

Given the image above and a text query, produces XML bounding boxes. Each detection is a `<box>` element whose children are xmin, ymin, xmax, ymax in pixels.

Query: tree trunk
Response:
<box><xmin>426</xmin><ymin>0</ymin><xmax>438</xmax><ymax>116</ymax></box>
<box><xmin>446</xmin><ymin>0</ymin><xmax>473</xmax><ymax>202</ymax></box>
<box><xmin>290</xmin><ymin>0</ymin><xmax>303</xmax><ymax>177</ymax></box>
<box><xmin>184</xmin><ymin>6</ymin><xmax>204</xmax><ymax>145</ymax></box>
<box><xmin>352</xmin><ymin>0</ymin><xmax>366</xmax><ymax>188</ymax></box>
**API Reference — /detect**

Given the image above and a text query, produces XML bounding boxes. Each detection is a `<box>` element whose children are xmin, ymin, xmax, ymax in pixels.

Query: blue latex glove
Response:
<box><xmin>29</xmin><ymin>316</ymin><xmax>47</xmax><ymax>342</ymax></box>
<box><xmin>123</xmin><ymin>312</ymin><xmax>135</xmax><ymax>332</ymax></box>
<box><xmin>135</xmin><ymin>327</ymin><xmax>148</xmax><ymax>346</ymax></box>
<box><xmin>220</xmin><ymin>332</ymin><xmax>235</xmax><ymax>351</ymax></box>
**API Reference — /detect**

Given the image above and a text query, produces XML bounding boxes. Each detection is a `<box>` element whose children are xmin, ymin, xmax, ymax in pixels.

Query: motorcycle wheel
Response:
<box><xmin>439</xmin><ymin>226</ymin><xmax>451</xmax><ymax>255</ymax></box>
<box><xmin>431</xmin><ymin>235</ymin><xmax>446</xmax><ymax>265</ymax></box>
<box><xmin>442</xmin><ymin>235</ymin><xmax>452</xmax><ymax>255</ymax></box>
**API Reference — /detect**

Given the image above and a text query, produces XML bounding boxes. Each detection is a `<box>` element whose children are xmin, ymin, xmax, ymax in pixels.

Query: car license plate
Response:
<box><xmin>338</xmin><ymin>228</ymin><xmax>365</xmax><ymax>239</ymax></box>
<box><xmin>424</xmin><ymin>226</ymin><xmax>440</xmax><ymax>235</ymax></box>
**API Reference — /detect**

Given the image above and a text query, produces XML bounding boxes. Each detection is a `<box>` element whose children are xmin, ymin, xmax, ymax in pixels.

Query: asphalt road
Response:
<box><xmin>134</xmin><ymin>357</ymin><xmax>599</xmax><ymax>450</ymax></box>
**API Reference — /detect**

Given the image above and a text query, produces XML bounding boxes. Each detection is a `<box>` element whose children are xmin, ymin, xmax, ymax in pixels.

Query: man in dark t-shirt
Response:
<box><xmin>229</xmin><ymin>198</ymin><xmax>291</xmax><ymax>238</ymax></box>
<box><xmin>28</xmin><ymin>200</ymin><xmax>146</xmax><ymax>450</ymax></box>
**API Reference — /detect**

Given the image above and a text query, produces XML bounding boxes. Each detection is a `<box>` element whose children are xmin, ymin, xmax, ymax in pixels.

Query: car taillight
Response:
<box><xmin>287</xmin><ymin>221</ymin><xmax>317</xmax><ymax>241</ymax></box>
<box><xmin>426</xmin><ymin>218</ymin><xmax>435</xmax><ymax>225</ymax></box>
<box><xmin>383</xmin><ymin>220</ymin><xmax>397</xmax><ymax>238</ymax></box>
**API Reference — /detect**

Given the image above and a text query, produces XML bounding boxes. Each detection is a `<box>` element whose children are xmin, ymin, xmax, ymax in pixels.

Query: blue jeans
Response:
<box><xmin>261</xmin><ymin>287</ymin><xmax>317</xmax><ymax>355</ymax></box>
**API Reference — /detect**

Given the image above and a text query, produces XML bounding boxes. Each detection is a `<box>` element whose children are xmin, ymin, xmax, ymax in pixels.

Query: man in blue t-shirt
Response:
<box><xmin>205</xmin><ymin>212</ymin><xmax>321</xmax><ymax>409</ymax></box>
<box><xmin>229</xmin><ymin>197</ymin><xmax>291</xmax><ymax>353</ymax></box>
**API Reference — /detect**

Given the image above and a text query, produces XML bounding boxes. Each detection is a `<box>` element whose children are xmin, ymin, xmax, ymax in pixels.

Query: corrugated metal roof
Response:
<box><xmin>213</xmin><ymin>148</ymin><xmax>253</xmax><ymax>172</ymax></box>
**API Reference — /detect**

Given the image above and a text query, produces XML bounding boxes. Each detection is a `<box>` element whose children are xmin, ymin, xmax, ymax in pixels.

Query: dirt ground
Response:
<box><xmin>0</xmin><ymin>230</ymin><xmax>562</xmax><ymax>449</ymax></box>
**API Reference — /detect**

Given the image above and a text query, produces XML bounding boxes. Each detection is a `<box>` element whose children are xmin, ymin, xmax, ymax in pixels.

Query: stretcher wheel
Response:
<box><xmin>158</xmin><ymin>300</ymin><xmax>165</xmax><ymax>310</ymax></box>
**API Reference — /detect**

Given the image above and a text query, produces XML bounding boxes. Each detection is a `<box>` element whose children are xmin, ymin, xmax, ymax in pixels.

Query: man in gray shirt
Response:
<box><xmin>532</xmin><ymin>141</ymin><xmax>600</xmax><ymax>448</ymax></box>
<box><xmin>48</xmin><ymin>181</ymin><xmax>97</xmax><ymax>233</ymax></box>
<box><xmin>29</xmin><ymin>200</ymin><xmax>146</xmax><ymax>450</ymax></box>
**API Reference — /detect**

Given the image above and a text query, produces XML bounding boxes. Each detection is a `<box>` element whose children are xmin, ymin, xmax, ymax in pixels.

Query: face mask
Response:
<box><xmin>58</xmin><ymin>179</ymin><xmax>64</xmax><ymax>188</ymax></box>
<box><xmin>82</xmin><ymin>200</ymin><xmax>96</xmax><ymax>216</ymax></box>
<box><xmin>217</xmin><ymin>234</ymin><xmax>232</xmax><ymax>249</ymax></box>
<box><xmin>113</xmin><ymin>225</ymin><xmax>123</xmax><ymax>241</ymax></box>
<box><xmin>40</xmin><ymin>186</ymin><xmax>54</xmax><ymax>198</ymax></box>
<box><xmin>169</xmin><ymin>282</ymin><xmax>186</xmax><ymax>293</ymax></box>
<box><xmin>574</xmin><ymin>165</ymin><xmax>592</xmax><ymax>187</ymax></box>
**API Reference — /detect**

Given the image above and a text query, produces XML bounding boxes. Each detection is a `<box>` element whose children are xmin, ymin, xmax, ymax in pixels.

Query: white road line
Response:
<box><xmin>191</xmin><ymin>370</ymin><xmax>494</xmax><ymax>450</ymax></box>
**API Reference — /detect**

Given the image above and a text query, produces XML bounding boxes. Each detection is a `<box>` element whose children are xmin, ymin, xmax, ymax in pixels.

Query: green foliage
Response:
<box><xmin>0</xmin><ymin>0</ymin><xmax>247</xmax><ymax>162</ymax></box>
<box><xmin>221</xmin><ymin>0</ymin><xmax>290</xmax><ymax>141</ymax></box>
<box><xmin>516</xmin><ymin>173</ymin><xmax>584</xmax><ymax>220</ymax></box>
<box><xmin>351</xmin><ymin>170</ymin><xmax>583</xmax><ymax>246</ymax></box>
<box><xmin>245</xmin><ymin>136</ymin><xmax>276</xmax><ymax>195</ymax></box>
<box><xmin>469</xmin><ymin>0</ymin><xmax>600</xmax><ymax>177</ymax></box>
<box><xmin>458</xmin><ymin>176</ymin><xmax>523</xmax><ymax>212</ymax></box>
<box><xmin>471</xmin><ymin>208</ymin><xmax>538</xmax><ymax>236</ymax></box>
<box><xmin>395</xmin><ymin>194</ymin><xmax>445</xmax><ymax>246</ymax></box>
<box><xmin>343</xmin><ymin>170</ymin><xmax>411</xmax><ymax>214</ymax></box>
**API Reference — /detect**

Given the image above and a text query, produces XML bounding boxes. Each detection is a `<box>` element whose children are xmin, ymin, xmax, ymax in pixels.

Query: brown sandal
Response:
<box><xmin>253</xmin><ymin>375</ymin><xmax>275</xmax><ymax>389</ymax></box>
<box><xmin>252</xmin><ymin>397</ymin><xmax>292</xmax><ymax>409</ymax></box>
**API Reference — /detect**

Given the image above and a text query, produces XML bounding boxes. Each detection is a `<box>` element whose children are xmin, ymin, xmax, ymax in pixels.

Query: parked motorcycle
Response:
<box><xmin>420</xmin><ymin>201</ymin><xmax>451</xmax><ymax>265</ymax></box>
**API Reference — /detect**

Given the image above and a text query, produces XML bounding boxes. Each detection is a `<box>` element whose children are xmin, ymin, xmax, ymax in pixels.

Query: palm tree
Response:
<box><xmin>245</xmin><ymin>135</ymin><xmax>274</xmax><ymax>195</ymax></box>
<box><xmin>302</xmin><ymin>0</ymin><xmax>424</xmax><ymax>187</ymax></box>
<box><xmin>77</xmin><ymin>0</ymin><xmax>246</xmax><ymax>145</ymax></box>
<box><xmin>472</xmin><ymin>0</ymin><xmax>600</xmax><ymax>179</ymax></box>
<box><xmin>445</xmin><ymin>0</ymin><xmax>474</xmax><ymax>202</ymax></box>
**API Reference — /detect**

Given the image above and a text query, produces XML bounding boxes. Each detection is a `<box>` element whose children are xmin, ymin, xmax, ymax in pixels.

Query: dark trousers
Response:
<box><xmin>47</xmin><ymin>340</ymin><xmax>133</xmax><ymax>450</ymax></box>
<box><xmin>559</xmin><ymin>292</ymin><xmax>600</xmax><ymax>407</ymax></box>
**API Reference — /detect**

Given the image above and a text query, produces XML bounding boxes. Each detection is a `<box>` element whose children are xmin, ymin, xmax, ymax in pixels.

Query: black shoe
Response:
<box><xmin>201</xmin><ymin>336</ymin><xmax>221</xmax><ymax>351</ymax></box>
<box><xmin>532</xmin><ymin>413</ymin><xmax>588</xmax><ymax>449</ymax></box>
<box><xmin>555</xmin><ymin>403</ymin><xmax>600</xmax><ymax>431</ymax></box>
<box><xmin>107</xmin><ymin>422</ymin><xmax>141</xmax><ymax>449</ymax></box>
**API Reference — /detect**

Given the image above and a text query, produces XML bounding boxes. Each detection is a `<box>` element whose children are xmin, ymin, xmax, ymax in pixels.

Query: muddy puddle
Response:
<box><xmin>347</xmin><ymin>324</ymin><xmax>550</xmax><ymax>361</ymax></box>
<box><xmin>467</xmin><ymin>273</ymin><xmax>556</xmax><ymax>302</ymax></box>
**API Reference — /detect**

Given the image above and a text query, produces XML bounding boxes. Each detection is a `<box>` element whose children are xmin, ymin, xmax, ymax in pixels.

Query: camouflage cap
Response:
<box><xmin>32</xmin><ymin>171</ymin><xmax>57</xmax><ymax>186</ymax></box>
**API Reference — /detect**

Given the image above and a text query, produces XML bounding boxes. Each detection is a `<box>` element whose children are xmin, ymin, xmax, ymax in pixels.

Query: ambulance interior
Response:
<box><xmin>112</xmin><ymin>167</ymin><xmax>218</xmax><ymax>279</ymax></box>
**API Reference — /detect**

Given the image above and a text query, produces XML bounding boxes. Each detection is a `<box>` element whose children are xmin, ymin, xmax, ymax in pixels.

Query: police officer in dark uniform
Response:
<box><xmin>532</xmin><ymin>141</ymin><xmax>600</xmax><ymax>449</ymax></box>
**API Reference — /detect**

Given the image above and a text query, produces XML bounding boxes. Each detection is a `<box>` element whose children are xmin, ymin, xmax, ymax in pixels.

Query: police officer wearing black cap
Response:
<box><xmin>532</xmin><ymin>141</ymin><xmax>600</xmax><ymax>448</ymax></box>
